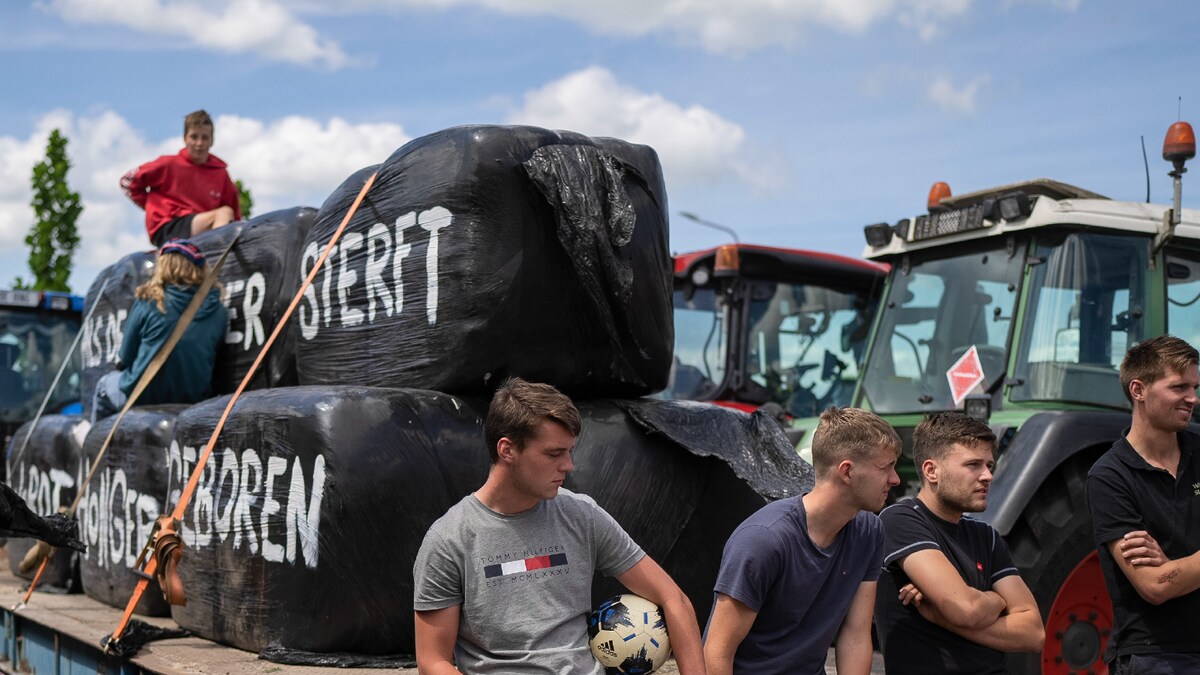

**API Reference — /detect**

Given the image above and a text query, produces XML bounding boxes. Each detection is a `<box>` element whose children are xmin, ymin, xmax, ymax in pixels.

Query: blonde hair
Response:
<box><xmin>184</xmin><ymin>109</ymin><xmax>213</xmax><ymax>134</ymax></box>
<box><xmin>135</xmin><ymin>252</ymin><xmax>209</xmax><ymax>312</ymax></box>
<box><xmin>810</xmin><ymin>407</ymin><xmax>901</xmax><ymax>479</ymax></box>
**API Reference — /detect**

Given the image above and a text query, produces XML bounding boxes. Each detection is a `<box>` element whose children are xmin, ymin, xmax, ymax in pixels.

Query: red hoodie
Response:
<box><xmin>121</xmin><ymin>149</ymin><xmax>241</xmax><ymax>241</ymax></box>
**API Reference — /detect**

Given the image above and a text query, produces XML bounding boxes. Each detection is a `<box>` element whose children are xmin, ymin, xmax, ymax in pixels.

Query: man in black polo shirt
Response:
<box><xmin>1089</xmin><ymin>335</ymin><xmax>1200</xmax><ymax>674</ymax></box>
<box><xmin>876</xmin><ymin>413</ymin><xmax>1044</xmax><ymax>675</ymax></box>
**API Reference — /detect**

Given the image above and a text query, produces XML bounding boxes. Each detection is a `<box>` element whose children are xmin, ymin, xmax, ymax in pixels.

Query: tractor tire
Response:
<box><xmin>1005</xmin><ymin>453</ymin><xmax>1113</xmax><ymax>675</ymax></box>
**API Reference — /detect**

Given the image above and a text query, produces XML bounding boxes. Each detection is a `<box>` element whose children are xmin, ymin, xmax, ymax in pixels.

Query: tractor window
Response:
<box><xmin>1166</xmin><ymin>250</ymin><xmax>1200</xmax><ymax>348</ymax></box>
<box><xmin>661</xmin><ymin>286</ymin><xmax>728</xmax><ymax>400</ymax></box>
<box><xmin>1010</xmin><ymin>232</ymin><xmax>1147</xmax><ymax>409</ymax></box>
<box><xmin>743</xmin><ymin>282</ymin><xmax>873</xmax><ymax>417</ymax></box>
<box><xmin>859</xmin><ymin>244</ymin><xmax>1022</xmax><ymax>414</ymax></box>
<box><xmin>0</xmin><ymin>308</ymin><xmax>82</xmax><ymax>427</ymax></box>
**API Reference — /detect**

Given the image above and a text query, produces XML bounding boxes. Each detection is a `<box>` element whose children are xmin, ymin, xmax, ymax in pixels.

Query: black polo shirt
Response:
<box><xmin>1087</xmin><ymin>430</ymin><xmax>1200</xmax><ymax>657</ymax></box>
<box><xmin>875</xmin><ymin>499</ymin><xmax>1019</xmax><ymax>674</ymax></box>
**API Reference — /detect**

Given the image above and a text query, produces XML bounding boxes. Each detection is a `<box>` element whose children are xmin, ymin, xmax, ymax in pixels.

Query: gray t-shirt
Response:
<box><xmin>413</xmin><ymin>489</ymin><xmax>645</xmax><ymax>674</ymax></box>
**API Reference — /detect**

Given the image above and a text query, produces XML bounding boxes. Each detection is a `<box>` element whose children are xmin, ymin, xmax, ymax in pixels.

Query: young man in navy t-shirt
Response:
<box><xmin>703</xmin><ymin>407</ymin><xmax>901</xmax><ymax>675</ymax></box>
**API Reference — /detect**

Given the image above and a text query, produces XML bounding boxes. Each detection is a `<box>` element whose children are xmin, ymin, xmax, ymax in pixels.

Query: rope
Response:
<box><xmin>107</xmin><ymin>170</ymin><xmax>378</xmax><ymax>648</ymax></box>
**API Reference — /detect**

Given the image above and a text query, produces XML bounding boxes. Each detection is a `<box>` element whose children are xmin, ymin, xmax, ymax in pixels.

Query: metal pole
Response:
<box><xmin>678</xmin><ymin>211</ymin><xmax>740</xmax><ymax>243</ymax></box>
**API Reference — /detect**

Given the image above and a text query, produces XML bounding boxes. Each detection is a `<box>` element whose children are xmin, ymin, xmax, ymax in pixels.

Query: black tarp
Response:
<box><xmin>168</xmin><ymin>386</ymin><xmax>486</xmax><ymax>657</ymax></box>
<box><xmin>164</xmin><ymin>387</ymin><xmax>810</xmax><ymax>660</ymax></box>
<box><xmin>80</xmin><ymin>252</ymin><xmax>156</xmax><ymax>419</ymax></box>
<box><xmin>77</xmin><ymin>405</ymin><xmax>188</xmax><ymax>617</ymax></box>
<box><xmin>5</xmin><ymin>414</ymin><xmax>91</xmax><ymax>591</ymax></box>
<box><xmin>191</xmin><ymin>207</ymin><xmax>316</xmax><ymax>394</ymax></box>
<box><xmin>293</xmin><ymin>126</ymin><xmax>673</xmax><ymax>398</ymax></box>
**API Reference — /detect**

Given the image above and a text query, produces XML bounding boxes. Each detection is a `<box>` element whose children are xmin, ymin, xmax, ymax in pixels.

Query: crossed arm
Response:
<box><xmin>899</xmin><ymin>549</ymin><xmax>1044</xmax><ymax>652</ymax></box>
<box><xmin>1108</xmin><ymin>529</ymin><xmax>1200</xmax><ymax>606</ymax></box>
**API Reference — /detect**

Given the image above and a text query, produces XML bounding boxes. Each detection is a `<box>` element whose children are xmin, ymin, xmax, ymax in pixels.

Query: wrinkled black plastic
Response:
<box><xmin>294</xmin><ymin>126</ymin><xmax>672</xmax><ymax>398</ymax></box>
<box><xmin>5</xmin><ymin>414</ymin><xmax>90</xmax><ymax>590</ymax></box>
<box><xmin>258</xmin><ymin>644</ymin><xmax>416</xmax><ymax>668</ymax></box>
<box><xmin>615</xmin><ymin>399</ymin><xmax>815</xmax><ymax>500</ymax></box>
<box><xmin>192</xmin><ymin>207</ymin><xmax>316</xmax><ymax>394</ymax></box>
<box><xmin>571</xmin><ymin>400</ymin><xmax>812</xmax><ymax>623</ymax></box>
<box><xmin>101</xmin><ymin>618</ymin><xmax>190</xmax><ymax>658</ymax></box>
<box><xmin>77</xmin><ymin>405</ymin><xmax>187</xmax><ymax>617</ymax></box>
<box><xmin>80</xmin><ymin>252</ymin><xmax>156</xmax><ymax>419</ymax></box>
<box><xmin>163</xmin><ymin>387</ymin><xmax>807</xmax><ymax>660</ymax></box>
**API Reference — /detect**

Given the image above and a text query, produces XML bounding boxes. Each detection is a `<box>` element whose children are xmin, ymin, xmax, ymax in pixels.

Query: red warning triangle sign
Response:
<box><xmin>947</xmin><ymin>345</ymin><xmax>986</xmax><ymax>406</ymax></box>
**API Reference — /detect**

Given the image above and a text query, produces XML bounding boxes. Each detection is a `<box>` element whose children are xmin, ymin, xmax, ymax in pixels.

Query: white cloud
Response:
<box><xmin>46</xmin><ymin>0</ymin><xmax>349</xmax><ymax>68</ymax></box>
<box><xmin>928</xmin><ymin>74</ymin><xmax>990</xmax><ymax>113</ymax></box>
<box><xmin>508</xmin><ymin>66</ymin><xmax>781</xmax><ymax>192</ymax></box>
<box><xmin>0</xmin><ymin>110</ymin><xmax>410</xmax><ymax>290</ymax></box>
<box><xmin>322</xmin><ymin>0</ymin><xmax>974</xmax><ymax>54</ymax></box>
<box><xmin>43</xmin><ymin>0</ymin><xmax>977</xmax><ymax>61</ymax></box>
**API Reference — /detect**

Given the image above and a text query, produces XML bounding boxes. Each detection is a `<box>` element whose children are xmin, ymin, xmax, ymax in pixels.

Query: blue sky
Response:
<box><xmin>2</xmin><ymin>0</ymin><xmax>1199</xmax><ymax>292</ymax></box>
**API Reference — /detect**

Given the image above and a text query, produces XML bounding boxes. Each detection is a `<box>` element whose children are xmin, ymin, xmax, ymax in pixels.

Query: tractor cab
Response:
<box><xmin>664</xmin><ymin>244</ymin><xmax>885</xmax><ymax>427</ymax></box>
<box><xmin>0</xmin><ymin>289</ymin><xmax>84</xmax><ymax>450</ymax></box>
<box><xmin>811</xmin><ymin>122</ymin><xmax>1200</xmax><ymax>674</ymax></box>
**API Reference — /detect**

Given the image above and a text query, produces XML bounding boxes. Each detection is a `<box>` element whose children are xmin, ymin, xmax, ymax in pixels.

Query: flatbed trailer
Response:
<box><xmin>0</xmin><ymin>553</ymin><xmax>884</xmax><ymax>674</ymax></box>
<box><xmin>0</xmin><ymin>551</ymin><xmax>394</xmax><ymax>675</ymax></box>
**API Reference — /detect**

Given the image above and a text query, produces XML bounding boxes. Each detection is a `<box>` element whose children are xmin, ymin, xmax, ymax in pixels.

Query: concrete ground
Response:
<box><xmin>652</xmin><ymin>649</ymin><xmax>885</xmax><ymax>674</ymax></box>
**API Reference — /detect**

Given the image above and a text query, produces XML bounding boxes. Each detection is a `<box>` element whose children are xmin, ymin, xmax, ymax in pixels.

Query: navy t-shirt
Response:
<box><xmin>875</xmin><ymin>498</ymin><xmax>1019</xmax><ymax>675</ymax></box>
<box><xmin>706</xmin><ymin>495</ymin><xmax>883</xmax><ymax>675</ymax></box>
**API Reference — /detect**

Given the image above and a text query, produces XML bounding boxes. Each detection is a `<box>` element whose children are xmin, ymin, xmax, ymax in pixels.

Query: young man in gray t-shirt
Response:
<box><xmin>413</xmin><ymin>377</ymin><xmax>706</xmax><ymax>675</ymax></box>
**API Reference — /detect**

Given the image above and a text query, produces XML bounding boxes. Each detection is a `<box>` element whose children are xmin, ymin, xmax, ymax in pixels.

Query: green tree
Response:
<box><xmin>22</xmin><ymin>129</ymin><xmax>82</xmax><ymax>292</ymax></box>
<box><xmin>236</xmin><ymin>179</ymin><xmax>254</xmax><ymax>219</ymax></box>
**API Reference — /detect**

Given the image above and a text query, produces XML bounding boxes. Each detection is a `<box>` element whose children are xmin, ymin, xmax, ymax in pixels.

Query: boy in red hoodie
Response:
<box><xmin>121</xmin><ymin>109</ymin><xmax>241</xmax><ymax>246</ymax></box>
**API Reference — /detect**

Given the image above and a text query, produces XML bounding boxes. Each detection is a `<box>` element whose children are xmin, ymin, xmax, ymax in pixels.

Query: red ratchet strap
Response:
<box><xmin>106</xmin><ymin>170</ymin><xmax>379</xmax><ymax>650</ymax></box>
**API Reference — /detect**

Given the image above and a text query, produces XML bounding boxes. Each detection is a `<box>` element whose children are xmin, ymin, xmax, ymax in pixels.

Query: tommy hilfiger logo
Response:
<box><xmin>484</xmin><ymin>553</ymin><xmax>568</xmax><ymax>578</ymax></box>
<box><xmin>595</xmin><ymin>640</ymin><xmax>617</xmax><ymax>658</ymax></box>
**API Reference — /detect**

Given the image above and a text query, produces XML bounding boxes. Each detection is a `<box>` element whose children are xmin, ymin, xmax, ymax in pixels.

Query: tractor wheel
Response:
<box><xmin>1005</xmin><ymin>454</ymin><xmax>1112</xmax><ymax>675</ymax></box>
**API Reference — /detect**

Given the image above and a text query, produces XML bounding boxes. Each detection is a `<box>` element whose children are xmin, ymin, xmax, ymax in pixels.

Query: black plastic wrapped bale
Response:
<box><xmin>80</xmin><ymin>251</ymin><xmax>156</xmax><ymax>419</ymax></box>
<box><xmin>294</xmin><ymin>125</ymin><xmax>673</xmax><ymax>398</ymax></box>
<box><xmin>191</xmin><ymin>208</ymin><xmax>316</xmax><ymax>395</ymax></box>
<box><xmin>77</xmin><ymin>405</ymin><xmax>188</xmax><ymax>617</ymax></box>
<box><xmin>164</xmin><ymin>389</ymin><xmax>807</xmax><ymax>660</ymax></box>
<box><xmin>5</xmin><ymin>414</ymin><xmax>91</xmax><ymax>592</ymax></box>
<box><xmin>570</xmin><ymin>399</ymin><xmax>814</xmax><ymax>625</ymax></box>
<box><xmin>167</xmin><ymin>386</ymin><xmax>489</xmax><ymax>656</ymax></box>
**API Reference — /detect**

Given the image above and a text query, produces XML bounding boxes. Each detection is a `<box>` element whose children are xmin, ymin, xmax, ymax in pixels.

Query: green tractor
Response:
<box><xmin>795</xmin><ymin>124</ymin><xmax>1199</xmax><ymax>674</ymax></box>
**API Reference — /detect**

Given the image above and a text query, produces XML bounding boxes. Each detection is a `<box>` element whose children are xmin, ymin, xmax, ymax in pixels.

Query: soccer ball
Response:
<box><xmin>587</xmin><ymin>593</ymin><xmax>672</xmax><ymax>674</ymax></box>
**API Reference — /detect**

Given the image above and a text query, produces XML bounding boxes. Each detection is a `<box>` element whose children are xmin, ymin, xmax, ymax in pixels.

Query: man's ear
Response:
<box><xmin>1128</xmin><ymin>378</ymin><xmax>1146</xmax><ymax>403</ymax></box>
<box><xmin>921</xmin><ymin>458</ymin><xmax>938</xmax><ymax>486</ymax></box>
<box><xmin>496</xmin><ymin>437</ymin><xmax>517</xmax><ymax>463</ymax></box>
<box><xmin>836</xmin><ymin>459</ymin><xmax>854</xmax><ymax>484</ymax></box>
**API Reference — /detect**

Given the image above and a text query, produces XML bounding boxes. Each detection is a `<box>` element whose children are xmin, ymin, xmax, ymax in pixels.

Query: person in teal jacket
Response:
<box><xmin>92</xmin><ymin>240</ymin><xmax>227</xmax><ymax>421</ymax></box>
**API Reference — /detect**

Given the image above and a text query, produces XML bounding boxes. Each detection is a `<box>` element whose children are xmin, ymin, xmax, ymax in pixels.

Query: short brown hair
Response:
<box><xmin>912</xmin><ymin>412</ymin><xmax>996</xmax><ymax>482</ymax></box>
<box><xmin>184</xmin><ymin>109</ymin><xmax>214</xmax><ymax>134</ymax></box>
<box><xmin>810</xmin><ymin>407</ymin><xmax>900</xmax><ymax>478</ymax></box>
<box><xmin>1120</xmin><ymin>335</ymin><xmax>1199</xmax><ymax>404</ymax></box>
<box><xmin>484</xmin><ymin>377</ymin><xmax>582</xmax><ymax>463</ymax></box>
